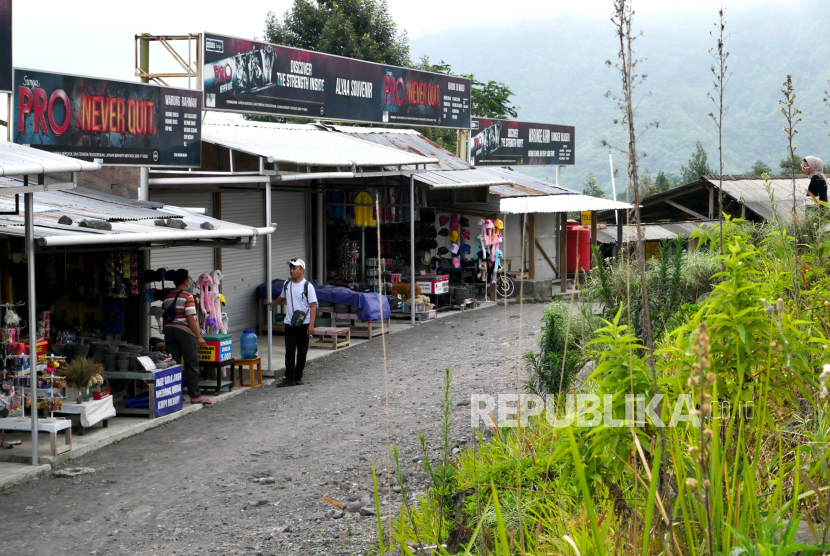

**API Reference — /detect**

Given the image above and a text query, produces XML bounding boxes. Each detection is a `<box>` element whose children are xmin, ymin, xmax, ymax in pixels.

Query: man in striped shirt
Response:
<box><xmin>163</xmin><ymin>269</ymin><xmax>211</xmax><ymax>405</ymax></box>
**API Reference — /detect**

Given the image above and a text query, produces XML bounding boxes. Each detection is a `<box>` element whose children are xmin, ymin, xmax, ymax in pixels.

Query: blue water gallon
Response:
<box><xmin>240</xmin><ymin>328</ymin><xmax>258</xmax><ymax>359</ymax></box>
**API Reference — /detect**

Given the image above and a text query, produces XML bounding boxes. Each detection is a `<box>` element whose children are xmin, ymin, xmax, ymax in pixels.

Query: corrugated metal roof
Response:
<box><xmin>414</xmin><ymin>168</ymin><xmax>512</xmax><ymax>189</ymax></box>
<box><xmin>638</xmin><ymin>175</ymin><xmax>812</xmax><ymax>222</ymax></box>
<box><xmin>596</xmin><ymin>221</ymin><xmax>718</xmax><ymax>244</ymax></box>
<box><xmin>202</xmin><ymin>117</ymin><xmax>438</xmax><ymax>168</ymax></box>
<box><xmin>0</xmin><ymin>183</ymin><xmax>267</xmax><ymax>246</ymax></box>
<box><xmin>334</xmin><ymin>125</ymin><xmax>471</xmax><ymax>171</ymax></box>
<box><xmin>0</xmin><ymin>141</ymin><xmax>101</xmax><ymax>175</ymax></box>
<box><xmin>483</xmin><ymin>167</ymin><xmax>579</xmax><ymax>197</ymax></box>
<box><xmin>501</xmin><ymin>195</ymin><xmax>633</xmax><ymax>213</ymax></box>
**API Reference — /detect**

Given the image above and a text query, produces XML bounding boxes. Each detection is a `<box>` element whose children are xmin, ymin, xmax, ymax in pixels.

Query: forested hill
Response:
<box><xmin>411</xmin><ymin>2</ymin><xmax>830</xmax><ymax>195</ymax></box>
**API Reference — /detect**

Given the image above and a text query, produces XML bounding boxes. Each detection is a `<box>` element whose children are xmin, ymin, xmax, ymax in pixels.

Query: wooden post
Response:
<box><xmin>615</xmin><ymin>210</ymin><xmax>623</xmax><ymax>258</ymax></box>
<box><xmin>528</xmin><ymin>213</ymin><xmax>536</xmax><ymax>279</ymax></box>
<box><xmin>708</xmin><ymin>186</ymin><xmax>714</xmax><ymax>220</ymax></box>
<box><xmin>559</xmin><ymin>213</ymin><xmax>568</xmax><ymax>293</ymax></box>
<box><xmin>590</xmin><ymin>211</ymin><xmax>598</xmax><ymax>270</ymax></box>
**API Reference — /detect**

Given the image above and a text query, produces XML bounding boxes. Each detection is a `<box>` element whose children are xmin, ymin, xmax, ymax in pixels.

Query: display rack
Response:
<box><xmin>339</xmin><ymin>240</ymin><xmax>360</xmax><ymax>283</ymax></box>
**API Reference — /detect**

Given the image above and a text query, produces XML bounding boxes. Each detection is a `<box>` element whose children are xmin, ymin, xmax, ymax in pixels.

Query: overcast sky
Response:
<box><xmin>13</xmin><ymin>0</ymin><xmax>796</xmax><ymax>86</ymax></box>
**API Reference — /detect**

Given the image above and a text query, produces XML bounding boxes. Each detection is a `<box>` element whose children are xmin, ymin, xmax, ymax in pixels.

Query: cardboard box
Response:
<box><xmin>199</xmin><ymin>333</ymin><xmax>233</xmax><ymax>362</ymax></box>
<box><xmin>36</xmin><ymin>340</ymin><xmax>49</xmax><ymax>362</ymax></box>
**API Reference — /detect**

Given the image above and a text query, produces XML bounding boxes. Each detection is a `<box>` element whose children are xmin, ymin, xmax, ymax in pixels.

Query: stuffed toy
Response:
<box><xmin>392</xmin><ymin>283</ymin><xmax>422</xmax><ymax>300</ymax></box>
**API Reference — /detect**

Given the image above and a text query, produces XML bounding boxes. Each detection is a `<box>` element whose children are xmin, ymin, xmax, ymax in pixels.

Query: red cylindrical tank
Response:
<box><xmin>566</xmin><ymin>224</ymin><xmax>591</xmax><ymax>273</ymax></box>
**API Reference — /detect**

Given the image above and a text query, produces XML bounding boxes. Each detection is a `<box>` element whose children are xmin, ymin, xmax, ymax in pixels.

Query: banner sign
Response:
<box><xmin>203</xmin><ymin>32</ymin><xmax>471</xmax><ymax>129</ymax></box>
<box><xmin>0</xmin><ymin>1</ymin><xmax>11</xmax><ymax>93</ymax></box>
<box><xmin>154</xmin><ymin>365</ymin><xmax>183</xmax><ymax>418</ymax></box>
<box><xmin>13</xmin><ymin>68</ymin><xmax>202</xmax><ymax>167</ymax></box>
<box><xmin>470</xmin><ymin>117</ymin><xmax>575</xmax><ymax>166</ymax></box>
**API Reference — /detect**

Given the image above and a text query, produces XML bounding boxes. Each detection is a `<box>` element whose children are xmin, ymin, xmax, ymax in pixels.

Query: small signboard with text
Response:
<box><xmin>154</xmin><ymin>365</ymin><xmax>183</xmax><ymax>418</ymax></box>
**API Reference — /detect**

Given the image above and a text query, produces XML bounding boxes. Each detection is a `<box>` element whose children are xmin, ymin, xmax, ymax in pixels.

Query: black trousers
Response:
<box><xmin>284</xmin><ymin>323</ymin><xmax>310</xmax><ymax>380</ymax></box>
<box><xmin>164</xmin><ymin>326</ymin><xmax>201</xmax><ymax>399</ymax></box>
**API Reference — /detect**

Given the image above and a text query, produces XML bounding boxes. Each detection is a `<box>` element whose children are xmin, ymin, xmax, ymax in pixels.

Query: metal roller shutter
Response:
<box><xmin>221</xmin><ymin>190</ymin><xmax>267</xmax><ymax>336</ymax></box>
<box><xmin>149</xmin><ymin>191</ymin><xmax>216</xmax><ymax>282</ymax></box>
<box><xmin>270</xmin><ymin>190</ymin><xmax>307</xmax><ymax>282</ymax></box>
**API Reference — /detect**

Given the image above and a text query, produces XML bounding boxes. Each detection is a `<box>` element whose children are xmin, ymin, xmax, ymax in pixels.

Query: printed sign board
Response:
<box><xmin>471</xmin><ymin>117</ymin><xmax>575</xmax><ymax>166</ymax></box>
<box><xmin>580</xmin><ymin>211</ymin><xmax>593</xmax><ymax>226</ymax></box>
<box><xmin>202</xmin><ymin>32</ymin><xmax>471</xmax><ymax>129</ymax></box>
<box><xmin>154</xmin><ymin>365</ymin><xmax>183</xmax><ymax>418</ymax></box>
<box><xmin>199</xmin><ymin>336</ymin><xmax>232</xmax><ymax>362</ymax></box>
<box><xmin>13</xmin><ymin>68</ymin><xmax>202</xmax><ymax>167</ymax></box>
<box><xmin>0</xmin><ymin>1</ymin><xmax>11</xmax><ymax>93</ymax></box>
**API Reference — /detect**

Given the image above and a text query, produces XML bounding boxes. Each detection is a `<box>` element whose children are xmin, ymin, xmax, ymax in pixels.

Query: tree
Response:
<box><xmin>779</xmin><ymin>152</ymin><xmax>802</xmax><ymax>174</ymax></box>
<box><xmin>654</xmin><ymin>170</ymin><xmax>673</xmax><ymax>193</ymax></box>
<box><xmin>583</xmin><ymin>172</ymin><xmax>605</xmax><ymax>198</ymax></box>
<box><xmin>707</xmin><ymin>5</ymin><xmax>731</xmax><ymax>254</ymax></box>
<box><xmin>264</xmin><ymin>0</ymin><xmax>410</xmax><ymax>66</ymax></box>
<box><xmin>751</xmin><ymin>159</ymin><xmax>771</xmax><ymax>175</ymax></box>
<box><xmin>416</xmin><ymin>56</ymin><xmax>518</xmax><ymax>119</ymax></box>
<box><xmin>639</xmin><ymin>168</ymin><xmax>656</xmax><ymax>197</ymax></box>
<box><xmin>679</xmin><ymin>140</ymin><xmax>714</xmax><ymax>183</ymax></box>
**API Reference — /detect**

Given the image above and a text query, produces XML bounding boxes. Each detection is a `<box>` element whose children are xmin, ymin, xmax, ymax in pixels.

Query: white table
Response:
<box><xmin>54</xmin><ymin>397</ymin><xmax>116</xmax><ymax>430</ymax></box>
<box><xmin>0</xmin><ymin>417</ymin><xmax>72</xmax><ymax>456</ymax></box>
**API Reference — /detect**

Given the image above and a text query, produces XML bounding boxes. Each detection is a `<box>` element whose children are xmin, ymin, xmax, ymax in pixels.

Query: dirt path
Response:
<box><xmin>0</xmin><ymin>302</ymin><xmax>547</xmax><ymax>556</ymax></box>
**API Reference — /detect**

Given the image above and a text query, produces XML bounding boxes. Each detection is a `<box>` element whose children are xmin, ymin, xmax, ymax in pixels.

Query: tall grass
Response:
<box><xmin>380</xmin><ymin>217</ymin><xmax>830</xmax><ymax>555</ymax></box>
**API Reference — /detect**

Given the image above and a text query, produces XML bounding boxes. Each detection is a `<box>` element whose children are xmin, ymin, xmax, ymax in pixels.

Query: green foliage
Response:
<box><xmin>679</xmin><ymin>139</ymin><xmax>715</xmax><ymax>183</ymax></box>
<box><xmin>264</xmin><ymin>0</ymin><xmax>410</xmax><ymax>66</ymax></box>
<box><xmin>524</xmin><ymin>301</ymin><xmax>600</xmax><ymax>396</ymax></box>
<box><xmin>752</xmin><ymin>159</ymin><xmax>772</xmax><ymax>175</ymax></box>
<box><xmin>583</xmin><ymin>172</ymin><xmax>605</xmax><ymax>198</ymax></box>
<box><xmin>779</xmin><ymin>152</ymin><xmax>803</xmax><ymax>175</ymax></box>
<box><xmin>641</xmin><ymin>168</ymin><xmax>672</xmax><ymax>197</ymax></box>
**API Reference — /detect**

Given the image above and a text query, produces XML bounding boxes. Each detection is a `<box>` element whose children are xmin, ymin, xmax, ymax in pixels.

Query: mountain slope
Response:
<box><xmin>411</xmin><ymin>3</ymin><xmax>830</xmax><ymax>194</ymax></box>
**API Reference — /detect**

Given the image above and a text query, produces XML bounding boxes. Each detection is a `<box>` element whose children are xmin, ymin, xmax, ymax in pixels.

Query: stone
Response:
<box><xmin>166</xmin><ymin>218</ymin><xmax>187</xmax><ymax>229</ymax></box>
<box><xmin>325</xmin><ymin>509</ymin><xmax>345</xmax><ymax>520</ymax></box>
<box><xmin>345</xmin><ymin>493</ymin><xmax>362</xmax><ymax>502</ymax></box>
<box><xmin>58</xmin><ymin>215</ymin><xmax>73</xmax><ymax>225</ymax></box>
<box><xmin>456</xmin><ymin>399</ymin><xmax>471</xmax><ymax>407</ymax></box>
<box><xmin>200</xmin><ymin>221</ymin><xmax>215</xmax><ymax>230</ymax></box>
<box><xmin>358</xmin><ymin>506</ymin><xmax>376</xmax><ymax>516</ymax></box>
<box><xmin>78</xmin><ymin>219</ymin><xmax>112</xmax><ymax>231</ymax></box>
<box><xmin>53</xmin><ymin>467</ymin><xmax>95</xmax><ymax>478</ymax></box>
<box><xmin>345</xmin><ymin>500</ymin><xmax>363</xmax><ymax>513</ymax></box>
<box><xmin>245</xmin><ymin>498</ymin><xmax>269</xmax><ymax>510</ymax></box>
<box><xmin>258</xmin><ymin>478</ymin><xmax>276</xmax><ymax>484</ymax></box>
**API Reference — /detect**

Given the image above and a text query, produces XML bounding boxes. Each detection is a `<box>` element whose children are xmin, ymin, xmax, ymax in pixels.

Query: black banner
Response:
<box><xmin>13</xmin><ymin>68</ymin><xmax>201</xmax><ymax>167</ymax></box>
<box><xmin>471</xmin><ymin>118</ymin><xmax>575</xmax><ymax>166</ymax></box>
<box><xmin>0</xmin><ymin>0</ymin><xmax>11</xmax><ymax>93</ymax></box>
<box><xmin>203</xmin><ymin>32</ymin><xmax>471</xmax><ymax>129</ymax></box>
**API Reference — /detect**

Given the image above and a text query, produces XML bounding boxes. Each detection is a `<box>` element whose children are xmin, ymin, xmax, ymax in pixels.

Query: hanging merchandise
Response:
<box><xmin>195</xmin><ymin>273</ymin><xmax>222</xmax><ymax>334</ymax></box>
<box><xmin>353</xmin><ymin>191</ymin><xmax>376</xmax><ymax>227</ymax></box>
<box><xmin>328</xmin><ymin>191</ymin><xmax>346</xmax><ymax>220</ymax></box>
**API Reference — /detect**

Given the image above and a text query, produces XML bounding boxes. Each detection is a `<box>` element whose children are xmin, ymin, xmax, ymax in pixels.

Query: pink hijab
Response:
<box><xmin>804</xmin><ymin>156</ymin><xmax>826</xmax><ymax>181</ymax></box>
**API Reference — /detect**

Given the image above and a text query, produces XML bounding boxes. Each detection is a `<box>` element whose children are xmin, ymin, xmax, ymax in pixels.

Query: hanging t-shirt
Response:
<box><xmin>279</xmin><ymin>279</ymin><xmax>318</xmax><ymax>326</ymax></box>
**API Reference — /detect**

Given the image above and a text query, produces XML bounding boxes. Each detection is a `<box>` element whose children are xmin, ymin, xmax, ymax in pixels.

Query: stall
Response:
<box><xmin>0</xmin><ymin>165</ymin><xmax>274</xmax><ymax>463</ymax></box>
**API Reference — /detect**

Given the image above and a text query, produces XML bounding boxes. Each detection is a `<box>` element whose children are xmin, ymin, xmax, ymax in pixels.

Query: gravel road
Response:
<box><xmin>0</xmin><ymin>302</ymin><xmax>548</xmax><ymax>556</ymax></box>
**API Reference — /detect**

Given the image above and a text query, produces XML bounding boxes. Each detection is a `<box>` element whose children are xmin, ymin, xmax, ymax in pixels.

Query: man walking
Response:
<box><xmin>270</xmin><ymin>258</ymin><xmax>317</xmax><ymax>387</ymax></box>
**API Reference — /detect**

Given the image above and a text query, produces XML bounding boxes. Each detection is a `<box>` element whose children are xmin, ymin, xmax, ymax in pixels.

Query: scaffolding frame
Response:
<box><xmin>134</xmin><ymin>33</ymin><xmax>201</xmax><ymax>88</ymax></box>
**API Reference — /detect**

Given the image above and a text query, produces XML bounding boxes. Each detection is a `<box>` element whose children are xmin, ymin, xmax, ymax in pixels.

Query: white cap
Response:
<box><xmin>287</xmin><ymin>258</ymin><xmax>306</xmax><ymax>269</ymax></box>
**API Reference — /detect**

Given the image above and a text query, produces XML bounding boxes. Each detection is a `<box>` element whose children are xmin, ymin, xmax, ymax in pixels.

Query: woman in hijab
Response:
<box><xmin>802</xmin><ymin>156</ymin><xmax>828</xmax><ymax>203</ymax></box>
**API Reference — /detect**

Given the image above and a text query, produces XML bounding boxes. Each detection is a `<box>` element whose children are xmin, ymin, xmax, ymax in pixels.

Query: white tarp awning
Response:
<box><xmin>501</xmin><ymin>194</ymin><xmax>633</xmax><ymax>213</ymax></box>
<box><xmin>415</xmin><ymin>168</ymin><xmax>513</xmax><ymax>189</ymax></box>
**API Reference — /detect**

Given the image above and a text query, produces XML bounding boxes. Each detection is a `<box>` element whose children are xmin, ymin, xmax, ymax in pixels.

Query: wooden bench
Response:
<box><xmin>0</xmin><ymin>417</ymin><xmax>72</xmax><ymax>457</ymax></box>
<box><xmin>310</xmin><ymin>326</ymin><xmax>351</xmax><ymax>350</ymax></box>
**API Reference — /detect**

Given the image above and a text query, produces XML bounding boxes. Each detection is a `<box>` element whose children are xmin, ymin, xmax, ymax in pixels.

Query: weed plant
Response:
<box><xmin>378</xmin><ymin>216</ymin><xmax>830</xmax><ymax>555</ymax></box>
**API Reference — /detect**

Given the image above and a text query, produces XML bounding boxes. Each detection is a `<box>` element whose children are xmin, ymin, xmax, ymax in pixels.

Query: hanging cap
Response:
<box><xmin>449</xmin><ymin>242</ymin><xmax>460</xmax><ymax>254</ymax></box>
<box><xmin>142</xmin><ymin>269</ymin><xmax>159</xmax><ymax>284</ymax></box>
<box><xmin>437</xmin><ymin>246</ymin><xmax>449</xmax><ymax>255</ymax></box>
<box><xmin>287</xmin><ymin>258</ymin><xmax>306</xmax><ymax>269</ymax></box>
<box><xmin>450</xmin><ymin>218</ymin><xmax>460</xmax><ymax>230</ymax></box>
<box><xmin>460</xmin><ymin>217</ymin><xmax>470</xmax><ymax>227</ymax></box>
<box><xmin>460</xmin><ymin>244</ymin><xmax>471</xmax><ymax>254</ymax></box>
<box><xmin>156</xmin><ymin>268</ymin><xmax>167</xmax><ymax>281</ymax></box>
<box><xmin>452</xmin><ymin>257</ymin><xmax>461</xmax><ymax>268</ymax></box>
<box><xmin>439</xmin><ymin>215</ymin><xmax>450</xmax><ymax>226</ymax></box>
<box><xmin>461</xmin><ymin>229</ymin><xmax>471</xmax><ymax>240</ymax></box>
<box><xmin>421</xmin><ymin>251</ymin><xmax>432</xmax><ymax>265</ymax></box>
<box><xmin>438</xmin><ymin>228</ymin><xmax>449</xmax><ymax>237</ymax></box>
<box><xmin>449</xmin><ymin>230</ymin><xmax>459</xmax><ymax>242</ymax></box>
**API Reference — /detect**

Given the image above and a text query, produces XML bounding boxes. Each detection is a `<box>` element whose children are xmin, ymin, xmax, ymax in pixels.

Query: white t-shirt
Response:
<box><xmin>279</xmin><ymin>279</ymin><xmax>318</xmax><ymax>325</ymax></box>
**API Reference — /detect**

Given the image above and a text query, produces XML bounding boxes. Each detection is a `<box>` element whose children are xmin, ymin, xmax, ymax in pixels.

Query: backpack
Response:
<box><xmin>282</xmin><ymin>280</ymin><xmax>309</xmax><ymax>303</ymax></box>
<box><xmin>163</xmin><ymin>291</ymin><xmax>182</xmax><ymax>324</ymax></box>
